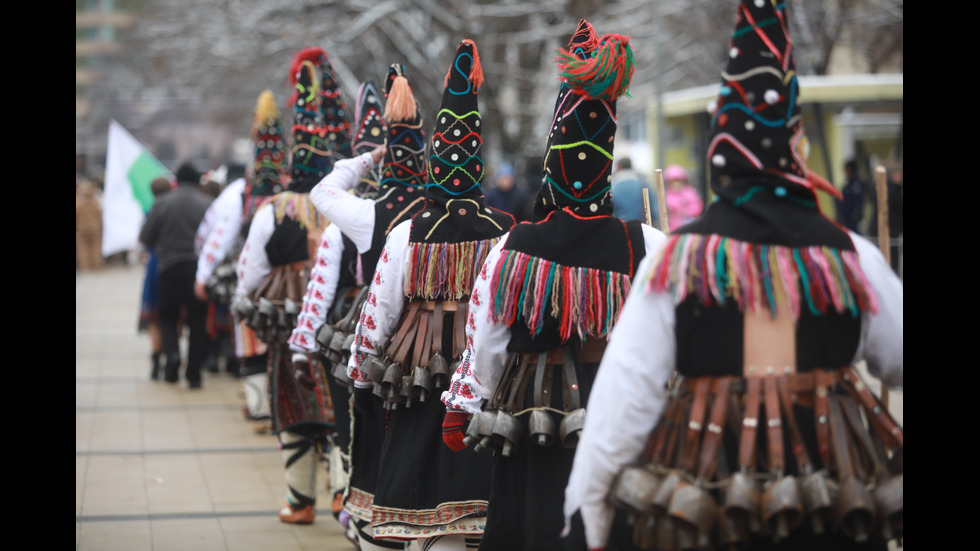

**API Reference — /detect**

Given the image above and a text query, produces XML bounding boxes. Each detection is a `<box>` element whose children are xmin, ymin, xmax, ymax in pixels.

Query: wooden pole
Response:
<box><xmin>642</xmin><ymin>187</ymin><xmax>653</xmax><ymax>227</ymax></box>
<box><xmin>874</xmin><ymin>165</ymin><xmax>890</xmax><ymax>410</ymax></box>
<box><xmin>655</xmin><ymin>168</ymin><xmax>670</xmax><ymax>234</ymax></box>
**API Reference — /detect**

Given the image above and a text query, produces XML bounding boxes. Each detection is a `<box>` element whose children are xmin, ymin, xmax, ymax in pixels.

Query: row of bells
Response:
<box><xmin>205</xmin><ymin>263</ymin><xmax>238</xmax><ymax>305</ymax></box>
<box><xmin>609</xmin><ymin>463</ymin><xmax>903</xmax><ymax>550</ymax></box>
<box><xmin>245</xmin><ymin>297</ymin><xmax>301</xmax><ymax>344</ymax></box>
<box><xmin>364</xmin><ymin>353</ymin><xmax>453</xmax><ymax>409</ymax></box>
<box><xmin>315</xmin><ymin>322</ymin><xmax>356</xmax><ymax>383</ymax></box>
<box><xmin>462</xmin><ymin>408</ymin><xmax>587</xmax><ymax>457</ymax></box>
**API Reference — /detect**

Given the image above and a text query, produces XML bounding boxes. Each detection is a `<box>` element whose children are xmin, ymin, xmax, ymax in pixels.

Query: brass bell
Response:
<box><xmin>368</xmin><ymin>356</ymin><xmax>389</xmax><ymax>384</ymax></box>
<box><xmin>650</xmin><ymin>473</ymin><xmax>683</xmax><ymax>519</ymax></box>
<box><xmin>801</xmin><ymin>471</ymin><xmax>835</xmax><ymax>535</ymax></box>
<box><xmin>722</xmin><ymin>472</ymin><xmax>762</xmax><ymax>538</ymax></box>
<box><xmin>382</xmin><ymin>363</ymin><xmax>405</xmax><ymax>406</ymax></box>
<box><xmin>464</xmin><ymin>410</ymin><xmax>498</xmax><ymax>451</ymax></box>
<box><xmin>761</xmin><ymin>476</ymin><xmax>804</xmax><ymax>541</ymax></box>
<box><xmin>315</xmin><ymin>323</ymin><xmax>335</xmax><ymax>351</ymax></box>
<box><xmin>529</xmin><ymin>410</ymin><xmax>557</xmax><ymax>447</ymax></box>
<box><xmin>490</xmin><ymin>411</ymin><xmax>524</xmax><ymax>457</ymax></box>
<box><xmin>874</xmin><ymin>473</ymin><xmax>903</xmax><ymax>541</ymax></box>
<box><xmin>331</xmin><ymin>362</ymin><xmax>351</xmax><ymax>386</ymax></box>
<box><xmin>667</xmin><ymin>482</ymin><xmax>718</xmax><ymax>550</ymax></box>
<box><xmin>400</xmin><ymin>374</ymin><xmax>414</xmax><ymax>408</ymax></box>
<box><xmin>609</xmin><ymin>464</ymin><xmax>662</xmax><ymax>518</ymax></box>
<box><xmin>411</xmin><ymin>366</ymin><xmax>433</xmax><ymax>402</ymax></box>
<box><xmin>559</xmin><ymin>408</ymin><xmax>586</xmax><ymax>448</ymax></box>
<box><xmin>835</xmin><ymin>475</ymin><xmax>876</xmax><ymax>543</ymax></box>
<box><xmin>429</xmin><ymin>352</ymin><xmax>450</xmax><ymax>389</ymax></box>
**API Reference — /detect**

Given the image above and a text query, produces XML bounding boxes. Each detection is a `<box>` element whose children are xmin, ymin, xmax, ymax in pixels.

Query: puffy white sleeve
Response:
<box><xmin>563</xmin><ymin>250</ymin><xmax>676</xmax><ymax>550</ymax></box>
<box><xmin>441</xmin><ymin>235</ymin><xmax>511</xmax><ymax>415</ymax></box>
<box><xmin>288</xmin><ymin>223</ymin><xmax>344</xmax><ymax>355</ymax></box>
<box><xmin>309</xmin><ymin>153</ymin><xmax>377</xmax><ymax>254</ymax></box>
<box><xmin>640</xmin><ymin>223</ymin><xmax>668</xmax><ymax>258</ymax></box>
<box><xmin>850</xmin><ymin>232</ymin><xmax>903</xmax><ymax>388</ymax></box>
<box><xmin>195</xmin><ymin>178</ymin><xmax>245</xmax><ymax>284</ymax></box>
<box><xmin>235</xmin><ymin>202</ymin><xmax>274</xmax><ymax>295</ymax></box>
<box><xmin>346</xmin><ymin>220</ymin><xmax>410</xmax><ymax>388</ymax></box>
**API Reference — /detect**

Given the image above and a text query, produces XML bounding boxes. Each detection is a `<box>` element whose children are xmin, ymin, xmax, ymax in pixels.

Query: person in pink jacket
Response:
<box><xmin>663</xmin><ymin>164</ymin><xmax>703</xmax><ymax>232</ymax></box>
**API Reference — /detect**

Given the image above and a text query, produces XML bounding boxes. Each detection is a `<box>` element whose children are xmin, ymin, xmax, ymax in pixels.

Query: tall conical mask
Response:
<box><xmin>287</xmin><ymin>58</ymin><xmax>332</xmax><ymax>193</ymax></box>
<box><xmin>706</xmin><ymin>0</ymin><xmax>838</xmax><ymax>200</ymax></box>
<box><xmin>381</xmin><ymin>63</ymin><xmax>427</xmax><ymax>189</ymax></box>
<box><xmin>427</xmin><ymin>39</ymin><xmax>486</xmax><ymax>205</ymax></box>
<box><xmin>541</xmin><ymin>24</ymin><xmax>634</xmax><ymax>217</ymax></box>
<box><xmin>248</xmin><ymin>89</ymin><xmax>286</xmax><ymax>201</ymax></box>
<box><xmin>351</xmin><ymin>79</ymin><xmax>387</xmax><ymax>197</ymax></box>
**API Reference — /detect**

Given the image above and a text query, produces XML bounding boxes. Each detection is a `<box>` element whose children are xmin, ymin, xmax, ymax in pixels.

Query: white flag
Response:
<box><xmin>102</xmin><ymin>120</ymin><xmax>171</xmax><ymax>257</ymax></box>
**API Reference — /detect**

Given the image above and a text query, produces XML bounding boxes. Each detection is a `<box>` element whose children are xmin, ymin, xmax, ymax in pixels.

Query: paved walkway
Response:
<box><xmin>76</xmin><ymin>260</ymin><xmax>903</xmax><ymax>551</ymax></box>
<box><xmin>76</xmin><ymin>261</ymin><xmax>355</xmax><ymax>551</ymax></box>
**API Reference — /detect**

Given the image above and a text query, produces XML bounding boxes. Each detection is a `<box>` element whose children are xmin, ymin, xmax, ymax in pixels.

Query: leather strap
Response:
<box><xmin>412</xmin><ymin>312</ymin><xmax>429</xmax><ymax>369</ymax></box>
<box><xmin>452</xmin><ymin>303</ymin><xmax>467</xmax><ymax>358</ymax></box>
<box><xmin>532</xmin><ymin>353</ymin><xmax>550</xmax><ymax>408</ymax></box>
<box><xmin>778</xmin><ymin>375</ymin><xmax>813</xmax><ymax>473</ymax></box>
<box><xmin>827</xmin><ymin>393</ymin><xmax>855</xmax><ymax>478</ymax></box>
<box><xmin>814</xmin><ymin>369</ymin><xmax>832</xmax><ymax>466</ymax></box>
<box><xmin>842</xmin><ymin>367</ymin><xmax>903</xmax><ymax>449</ymax></box>
<box><xmin>681</xmin><ymin>377</ymin><xmax>711</xmax><ymax>473</ymax></box>
<box><xmin>561</xmin><ymin>347</ymin><xmax>582</xmax><ymax>410</ymax></box>
<box><xmin>763</xmin><ymin>376</ymin><xmax>785</xmax><ymax>474</ymax></box>
<box><xmin>696</xmin><ymin>376</ymin><xmax>732</xmax><ymax>481</ymax></box>
<box><xmin>430</xmin><ymin>302</ymin><xmax>444</xmax><ymax>357</ymax></box>
<box><xmin>737</xmin><ymin>377</ymin><xmax>762</xmax><ymax>471</ymax></box>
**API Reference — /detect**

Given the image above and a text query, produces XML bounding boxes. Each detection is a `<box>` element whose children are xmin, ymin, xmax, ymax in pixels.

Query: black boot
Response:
<box><xmin>164</xmin><ymin>354</ymin><xmax>181</xmax><ymax>384</ymax></box>
<box><xmin>151</xmin><ymin>353</ymin><xmax>161</xmax><ymax>380</ymax></box>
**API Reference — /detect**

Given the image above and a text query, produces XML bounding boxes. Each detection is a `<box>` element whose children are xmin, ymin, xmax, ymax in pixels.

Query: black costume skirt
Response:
<box><xmin>371</xmin><ymin>387</ymin><xmax>492</xmax><ymax>539</ymax></box>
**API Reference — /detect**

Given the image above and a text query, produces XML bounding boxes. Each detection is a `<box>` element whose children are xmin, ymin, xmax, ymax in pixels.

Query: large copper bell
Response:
<box><xmin>610</xmin><ymin>464</ymin><xmax>663</xmax><ymax>518</ymax></box>
<box><xmin>331</xmin><ymin>362</ymin><xmax>351</xmax><ymax>386</ymax></box>
<box><xmin>411</xmin><ymin>366</ymin><xmax>433</xmax><ymax>403</ymax></box>
<box><xmin>529</xmin><ymin>410</ymin><xmax>557</xmax><ymax>447</ymax></box>
<box><xmin>315</xmin><ymin>324</ymin><xmax>335</xmax><ymax>353</ymax></box>
<box><xmin>668</xmin><ymin>482</ymin><xmax>718</xmax><ymax>550</ymax></box>
<box><xmin>382</xmin><ymin>363</ymin><xmax>404</xmax><ymax>405</ymax></box>
<box><xmin>256</xmin><ymin>298</ymin><xmax>275</xmax><ymax>329</ymax></box>
<box><xmin>464</xmin><ymin>410</ymin><xmax>498</xmax><ymax>451</ymax></box>
<box><xmin>490</xmin><ymin>411</ymin><xmax>523</xmax><ymax>457</ymax></box>
<box><xmin>761</xmin><ymin>476</ymin><xmax>804</xmax><ymax>541</ymax></box>
<box><xmin>368</xmin><ymin>356</ymin><xmax>389</xmax><ymax>384</ymax></box>
<box><xmin>720</xmin><ymin>472</ymin><xmax>762</xmax><ymax>548</ymax></box>
<box><xmin>650</xmin><ymin>473</ymin><xmax>683</xmax><ymax>519</ymax></box>
<box><xmin>400</xmin><ymin>374</ymin><xmax>414</xmax><ymax>407</ymax></box>
<box><xmin>874</xmin><ymin>473</ymin><xmax>903</xmax><ymax>541</ymax></box>
<box><xmin>835</xmin><ymin>475</ymin><xmax>876</xmax><ymax>543</ymax></box>
<box><xmin>372</xmin><ymin>382</ymin><xmax>386</xmax><ymax>401</ymax></box>
<box><xmin>559</xmin><ymin>408</ymin><xmax>586</xmax><ymax>448</ymax></box>
<box><xmin>801</xmin><ymin>471</ymin><xmax>836</xmax><ymax>535</ymax></box>
<box><xmin>341</xmin><ymin>333</ymin><xmax>356</xmax><ymax>363</ymax></box>
<box><xmin>429</xmin><ymin>352</ymin><xmax>450</xmax><ymax>389</ymax></box>
<box><xmin>326</xmin><ymin>330</ymin><xmax>348</xmax><ymax>364</ymax></box>
<box><xmin>284</xmin><ymin>298</ymin><xmax>301</xmax><ymax>327</ymax></box>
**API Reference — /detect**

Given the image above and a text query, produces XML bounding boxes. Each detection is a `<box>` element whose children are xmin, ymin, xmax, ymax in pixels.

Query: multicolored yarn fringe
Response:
<box><xmin>555</xmin><ymin>33</ymin><xmax>634</xmax><ymax>102</ymax></box>
<box><xmin>489</xmin><ymin>250</ymin><xmax>632</xmax><ymax>342</ymax></box>
<box><xmin>443</xmin><ymin>39</ymin><xmax>484</xmax><ymax>94</ymax></box>
<box><xmin>403</xmin><ymin>238</ymin><xmax>501</xmax><ymax>300</ymax></box>
<box><xmin>268</xmin><ymin>191</ymin><xmax>330</xmax><ymax>231</ymax></box>
<box><xmin>646</xmin><ymin>234</ymin><xmax>879</xmax><ymax>319</ymax></box>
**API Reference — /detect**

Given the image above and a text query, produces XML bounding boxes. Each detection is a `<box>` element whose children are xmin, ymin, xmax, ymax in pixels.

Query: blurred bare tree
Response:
<box><xmin>90</xmin><ymin>0</ymin><xmax>901</xmax><ymax>172</ymax></box>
